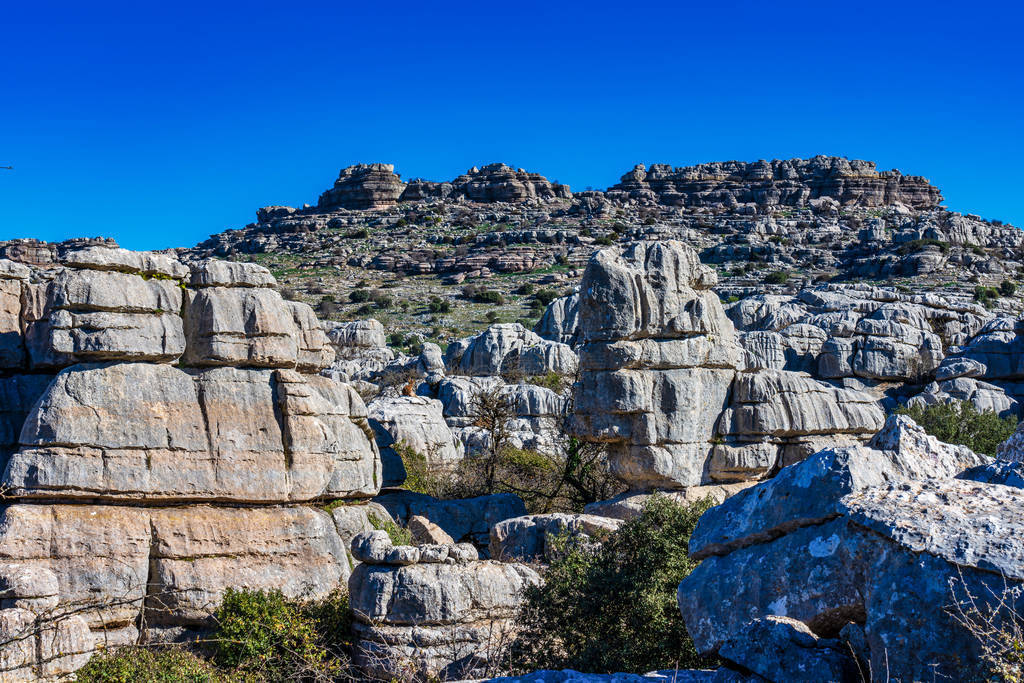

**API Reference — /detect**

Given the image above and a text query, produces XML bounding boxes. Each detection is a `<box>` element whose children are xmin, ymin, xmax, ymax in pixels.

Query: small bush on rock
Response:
<box><xmin>368</xmin><ymin>511</ymin><xmax>413</xmax><ymax>546</ymax></box>
<box><xmin>896</xmin><ymin>400</ymin><xmax>1017</xmax><ymax>457</ymax></box>
<box><xmin>513</xmin><ymin>494</ymin><xmax>718</xmax><ymax>673</ymax></box>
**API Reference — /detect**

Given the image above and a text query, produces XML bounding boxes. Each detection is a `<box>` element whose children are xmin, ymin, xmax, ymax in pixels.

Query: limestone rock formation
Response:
<box><xmin>607</xmin><ymin>157</ymin><xmax>942</xmax><ymax>210</ymax></box>
<box><xmin>400</xmin><ymin>163</ymin><xmax>571</xmax><ymax>204</ymax></box>
<box><xmin>367</xmin><ymin>395</ymin><xmax>462</xmax><ymax>486</ymax></box>
<box><xmin>444</xmin><ymin>323</ymin><xmax>577</xmax><ymax>377</ymax></box>
<box><xmin>317</xmin><ymin>163</ymin><xmax>407</xmax><ymax>210</ymax></box>
<box><xmin>711</xmin><ymin>369</ymin><xmax>884</xmax><ymax>482</ymax></box>
<box><xmin>0</xmin><ymin>244</ymin><xmax>383</xmax><ymax>674</ymax></box>
<box><xmin>572</xmin><ymin>240</ymin><xmax>741</xmax><ymax>488</ymax></box>
<box><xmin>348</xmin><ymin>530</ymin><xmax>540</xmax><ymax>679</ymax></box>
<box><xmin>677</xmin><ymin>417</ymin><xmax>1011</xmax><ymax>682</ymax></box>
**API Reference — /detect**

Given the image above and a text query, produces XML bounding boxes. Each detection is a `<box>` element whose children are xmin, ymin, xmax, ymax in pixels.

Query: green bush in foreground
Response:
<box><xmin>77</xmin><ymin>646</ymin><xmax>226</xmax><ymax>683</ymax></box>
<box><xmin>212</xmin><ymin>588</ymin><xmax>353</xmax><ymax>680</ymax></box>
<box><xmin>513</xmin><ymin>494</ymin><xmax>718</xmax><ymax>673</ymax></box>
<box><xmin>896</xmin><ymin>399</ymin><xmax>1017</xmax><ymax>457</ymax></box>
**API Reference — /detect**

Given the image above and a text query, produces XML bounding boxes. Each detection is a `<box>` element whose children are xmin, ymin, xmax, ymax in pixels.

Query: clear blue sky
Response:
<box><xmin>2</xmin><ymin>1</ymin><xmax>1021</xmax><ymax>250</ymax></box>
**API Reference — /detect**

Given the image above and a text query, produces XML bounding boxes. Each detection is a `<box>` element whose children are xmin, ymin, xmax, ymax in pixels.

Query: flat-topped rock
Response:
<box><xmin>318</xmin><ymin>163</ymin><xmax>407</xmax><ymax>210</ymax></box>
<box><xmin>62</xmin><ymin>246</ymin><xmax>188</xmax><ymax>279</ymax></box>
<box><xmin>187</xmin><ymin>259</ymin><xmax>276</xmax><ymax>288</ymax></box>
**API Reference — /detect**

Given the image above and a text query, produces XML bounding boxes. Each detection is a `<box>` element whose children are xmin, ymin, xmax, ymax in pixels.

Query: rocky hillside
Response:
<box><xmin>163</xmin><ymin>156</ymin><xmax>1024</xmax><ymax>348</ymax></box>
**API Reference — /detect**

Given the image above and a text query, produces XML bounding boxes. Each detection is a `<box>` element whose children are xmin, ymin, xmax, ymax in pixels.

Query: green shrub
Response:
<box><xmin>77</xmin><ymin>646</ymin><xmax>226</xmax><ymax>683</ymax></box>
<box><xmin>897</xmin><ymin>238</ymin><xmax>950</xmax><ymax>255</ymax></box>
<box><xmin>975</xmin><ymin>285</ymin><xmax>1000</xmax><ymax>308</ymax></box>
<box><xmin>528</xmin><ymin>371</ymin><xmax>565</xmax><ymax>393</ymax></box>
<box><xmin>1000</xmin><ymin>280</ymin><xmax>1017</xmax><ymax>297</ymax></box>
<box><xmin>896</xmin><ymin>400</ymin><xmax>1016</xmax><ymax>457</ymax></box>
<box><xmin>533</xmin><ymin>288</ymin><xmax>560</xmax><ymax>307</ymax></box>
<box><xmin>211</xmin><ymin>588</ymin><xmax>353</xmax><ymax>679</ymax></box>
<box><xmin>763</xmin><ymin>270</ymin><xmax>791</xmax><ymax>285</ymax></box>
<box><xmin>514</xmin><ymin>494</ymin><xmax>718</xmax><ymax>673</ymax></box>
<box><xmin>476</xmin><ymin>290</ymin><xmax>505</xmax><ymax>305</ymax></box>
<box><xmin>594</xmin><ymin>235</ymin><xmax>614</xmax><ymax>246</ymax></box>
<box><xmin>348</xmin><ymin>288</ymin><xmax>371</xmax><ymax>303</ymax></box>
<box><xmin>368</xmin><ymin>511</ymin><xmax>412</xmax><ymax>546</ymax></box>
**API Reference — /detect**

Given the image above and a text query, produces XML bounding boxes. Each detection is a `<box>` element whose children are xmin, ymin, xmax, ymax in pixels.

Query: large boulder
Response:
<box><xmin>711</xmin><ymin>369</ymin><xmax>884</xmax><ymax>482</ymax></box>
<box><xmin>445</xmin><ymin>323</ymin><xmax>577</xmax><ymax>377</ymax></box>
<box><xmin>677</xmin><ymin>416</ymin><xmax>1014</xmax><ymax>682</ymax></box>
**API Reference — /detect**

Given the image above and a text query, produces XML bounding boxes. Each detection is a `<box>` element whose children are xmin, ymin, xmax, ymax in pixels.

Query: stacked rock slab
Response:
<box><xmin>317</xmin><ymin>163</ymin><xmax>407</xmax><ymax>210</ymax></box>
<box><xmin>676</xmin><ymin>415</ymin><xmax>1016</xmax><ymax>682</ymax></box>
<box><xmin>571</xmin><ymin>241</ymin><xmax>742</xmax><ymax>488</ymax></box>
<box><xmin>348</xmin><ymin>530</ymin><xmax>540</xmax><ymax>680</ymax></box>
<box><xmin>0</xmin><ymin>248</ymin><xmax>382</xmax><ymax>677</ymax></box>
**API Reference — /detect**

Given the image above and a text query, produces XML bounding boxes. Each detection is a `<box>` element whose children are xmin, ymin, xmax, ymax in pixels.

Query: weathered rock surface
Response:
<box><xmin>349</xmin><ymin>534</ymin><xmax>540</xmax><ymax>680</ymax></box>
<box><xmin>400</xmin><ymin>163</ymin><xmax>570</xmax><ymax>204</ymax></box>
<box><xmin>573</xmin><ymin>241</ymin><xmax>741</xmax><ymax>488</ymax></box>
<box><xmin>5</xmin><ymin>363</ymin><xmax>380</xmax><ymax>502</ymax></box>
<box><xmin>607</xmin><ymin>157</ymin><xmax>942</xmax><ymax>210</ymax></box>
<box><xmin>678</xmin><ymin>417</ymin><xmax>1017</xmax><ymax>682</ymax></box>
<box><xmin>445</xmin><ymin>323</ymin><xmax>577</xmax><ymax>377</ymax></box>
<box><xmin>367</xmin><ymin>396</ymin><xmax>462</xmax><ymax>477</ymax></box>
<box><xmin>318</xmin><ymin>163</ymin><xmax>407</xmax><ymax>210</ymax></box>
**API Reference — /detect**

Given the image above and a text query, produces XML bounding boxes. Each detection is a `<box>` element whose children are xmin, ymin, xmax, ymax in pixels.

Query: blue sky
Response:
<box><xmin>1</xmin><ymin>1</ymin><xmax>1021</xmax><ymax>250</ymax></box>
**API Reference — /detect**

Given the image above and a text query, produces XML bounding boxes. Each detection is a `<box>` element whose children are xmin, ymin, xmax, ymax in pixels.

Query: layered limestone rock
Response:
<box><xmin>444</xmin><ymin>323</ymin><xmax>577</xmax><ymax>377</ymax></box>
<box><xmin>607</xmin><ymin>157</ymin><xmax>942</xmax><ymax>210</ymax></box>
<box><xmin>348</xmin><ymin>530</ymin><xmax>540</xmax><ymax>679</ymax></box>
<box><xmin>0</xmin><ymin>245</ymin><xmax>382</xmax><ymax>675</ymax></box>
<box><xmin>317</xmin><ymin>163</ymin><xmax>407</xmax><ymax>210</ymax></box>
<box><xmin>677</xmin><ymin>416</ymin><xmax>1008</xmax><ymax>681</ymax></box>
<box><xmin>710</xmin><ymin>369</ymin><xmax>884</xmax><ymax>482</ymax></box>
<box><xmin>534</xmin><ymin>291</ymin><xmax>580</xmax><ymax>346</ymax></box>
<box><xmin>400</xmin><ymin>163</ymin><xmax>571</xmax><ymax>204</ymax></box>
<box><xmin>323</xmin><ymin>319</ymin><xmax>396</xmax><ymax>383</ymax></box>
<box><xmin>367</xmin><ymin>395</ymin><xmax>462</xmax><ymax>487</ymax></box>
<box><xmin>572</xmin><ymin>241</ymin><xmax>742</xmax><ymax>488</ymax></box>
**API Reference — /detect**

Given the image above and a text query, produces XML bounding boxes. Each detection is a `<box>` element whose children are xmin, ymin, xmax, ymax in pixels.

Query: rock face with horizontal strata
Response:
<box><xmin>607</xmin><ymin>156</ymin><xmax>942</xmax><ymax>210</ymax></box>
<box><xmin>0</xmin><ymin>245</ymin><xmax>382</xmax><ymax>676</ymax></box>
<box><xmin>401</xmin><ymin>163</ymin><xmax>571</xmax><ymax>204</ymax></box>
<box><xmin>317</xmin><ymin>163</ymin><xmax>407</xmax><ymax>210</ymax></box>
<box><xmin>348</xmin><ymin>530</ymin><xmax>540</xmax><ymax>680</ymax></box>
<box><xmin>572</xmin><ymin>241</ymin><xmax>742</xmax><ymax>489</ymax></box>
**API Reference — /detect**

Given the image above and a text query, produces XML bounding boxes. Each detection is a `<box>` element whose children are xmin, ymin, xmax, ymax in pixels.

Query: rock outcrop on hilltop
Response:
<box><xmin>0</xmin><ymin>245</ymin><xmax>384</xmax><ymax>677</ymax></box>
<box><xmin>317</xmin><ymin>163</ymin><xmax>407</xmax><ymax>210</ymax></box>
<box><xmin>401</xmin><ymin>163</ymin><xmax>571</xmax><ymax>203</ymax></box>
<box><xmin>606</xmin><ymin>156</ymin><xmax>943</xmax><ymax>209</ymax></box>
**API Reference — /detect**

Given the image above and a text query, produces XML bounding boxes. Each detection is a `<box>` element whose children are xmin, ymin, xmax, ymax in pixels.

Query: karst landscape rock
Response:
<box><xmin>1</xmin><ymin>156</ymin><xmax>1022</xmax><ymax>681</ymax></box>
